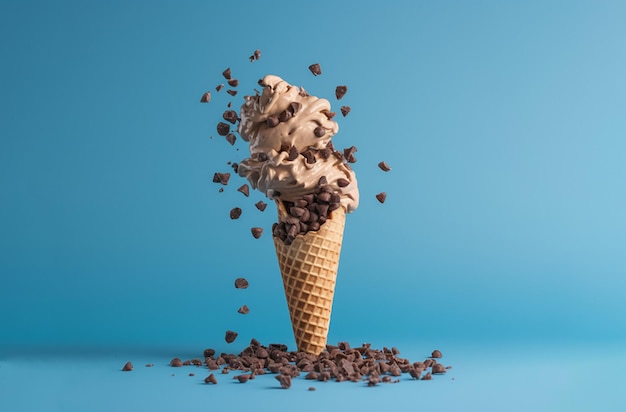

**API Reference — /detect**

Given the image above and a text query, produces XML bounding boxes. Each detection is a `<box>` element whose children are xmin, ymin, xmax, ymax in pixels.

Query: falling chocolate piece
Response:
<box><xmin>340</xmin><ymin>106</ymin><xmax>351</xmax><ymax>117</ymax></box>
<box><xmin>251</xmin><ymin>227</ymin><xmax>263</xmax><ymax>239</ymax></box>
<box><xmin>335</xmin><ymin>85</ymin><xmax>347</xmax><ymax>100</ymax></box>
<box><xmin>212</xmin><ymin>172</ymin><xmax>230</xmax><ymax>185</ymax></box>
<box><xmin>237</xmin><ymin>184</ymin><xmax>250</xmax><ymax>197</ymax></box>
<box><xmin>230</xmin><ymin>207</ymin><xmax>242</xmax><ymax>220</ymax></box>
<box><xmin>227</xmin><ymin>79</ymin><xmax>239</xmax><ymax>87</ymax></box>
<box><xmin>122</xmin><ymin>361</ymin><xmax>133</xmax><ymax>371</ymax></box>
<box><xmin>225</xmin><ymin>133</ymin><xmax>236</xmax><ymax>145</ymax></box>
<box><xmin>234</xmin><ymin>374</ymin><xmax>251</xmax><ymax>383</ymax></box>
<box><xmin>216</xmin><ymin>84</ymin><xmax>224</xmax><ymax>92</ymax></box>
<box><xmin>343</xmin><ymin>146</ymin><xmax>357</xmax><ymax>163</ymax></box>
<box><xmin>255</xmin><ymin>201</ymin><xmax>267</xmax><ymax>211</ymax></box>
<box><xmin>237</xmin><ymin>305</ymin><xmax>250</xmax><ymax>314</ymax></box>
<box><xmin>222</xmin><ymin>67</ymin><xmax>231</xmax><ymax>79</ymax></box>
<box><xmin>421</xmin><ymin>372</ymin><xmax>432</xmax><ymax>380</ymax></box>
<box><xmin>378</xmin><ymin>161</ymin><xmax>392</xmax><ymax>171</ymax></box>
<box><xmin>226</xmin><ymin>89</ymin><xmax>237</xmax><ymax>96</ymax></box>
<box><xmin>234</xmin><ymin>277</ymin><xmax>249</xmax><ymax>289</ymax></box>
<box><xmin>308</xmin><ymin>63</ymin><xmax>322</xmax><ymax>76</ymax></box>
<box><xmin>200</xmin><ymin>92</ymin><xmax>211</xmax><ymax>103</ymax></box>
<box><xmin>225</xmin><ymin>330</ymin><xmax>238</xmax><ymax>343</ymax></box>
<box><xmin>216</xmin><ymin>122</ymin><xmax>230</xmax><ymax>136</ymax></box>
<box><xmin>375</xmin><ymin>192</ymin><xmax>387</xmax><ymax>203</ymax></box>
<box><xmin>254</xmin><ymin>49</ymin><xmax>261</xmax><ymax>60</ymax></box>
<box><xmin>223</xmin><ymin>110</ymin><xmax>238</xmax><ymax>124</ymax></box>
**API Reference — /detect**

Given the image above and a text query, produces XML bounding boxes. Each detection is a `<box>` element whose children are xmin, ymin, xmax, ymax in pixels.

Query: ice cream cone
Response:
<box><xmin>273</xmin><ymin>201</ymin><xmax>346</xmax><ymax>355</ymax></box>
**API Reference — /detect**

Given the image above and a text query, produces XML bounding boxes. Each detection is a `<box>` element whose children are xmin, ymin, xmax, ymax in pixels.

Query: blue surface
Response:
<box><xmin>1</xmin><ymin>1</ymin><xmax>626</xmax><ymax>410</ymax></box>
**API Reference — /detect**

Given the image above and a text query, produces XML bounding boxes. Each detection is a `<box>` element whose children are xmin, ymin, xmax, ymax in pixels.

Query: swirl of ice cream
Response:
<box><xmin>237</xmin><ymin>75</ymin><xmax>359</xmax><ymax>213</ymax></box>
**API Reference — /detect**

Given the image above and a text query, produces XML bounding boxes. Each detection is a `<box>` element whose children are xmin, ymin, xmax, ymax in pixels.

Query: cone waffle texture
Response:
<box><xmin>274</xmin><ymin>205</ymin><xmax>346</xmax><ymax>355</ymax></box>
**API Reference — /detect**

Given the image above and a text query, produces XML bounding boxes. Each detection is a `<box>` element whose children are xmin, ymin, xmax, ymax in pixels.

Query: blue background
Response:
<box><xmin>1</xmin><ymin>1</ymin><xmax>625</xmax><ymax>410</ymax></box>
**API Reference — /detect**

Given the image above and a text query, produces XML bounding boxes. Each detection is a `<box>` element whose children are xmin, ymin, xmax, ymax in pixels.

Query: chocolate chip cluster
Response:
<box><xmin>272</xmin><ymin>177</ymin><xmax>342</xmax><ymax>245</ymax></box>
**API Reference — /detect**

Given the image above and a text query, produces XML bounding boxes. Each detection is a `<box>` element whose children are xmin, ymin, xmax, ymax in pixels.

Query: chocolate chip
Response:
<box><xmin>337</xmin><ymin>178</ymin><xmax>349</xmax><ymax>188</ymax></box>
<box><xmin>229</xmin><ymin>207</ymin><xmax>242</xmax><ymax>220</ymax></box>
<box><xmin>308</xmin><ymin>387</ymin><xmax>316</xmax><ymax>391</ymax></box>
<box><xmin>378</xmin><ymin>161</ymin><xmax>392</xmax><ymax>172</ymax></box>
<box><xmin>266</xmin><ymin>115</ymin><xmax>279</xmax><ymax>128</ymax></box>
<box><xmin>204</xmin><ymin>373</ymin><xmax>218</xmax><ymax>384</ymax></box>
<box><xmin>222</xmin><ymin>67</ymin><xmax>231</xmax><ymax>80</ymax></box>
<box><xmin>340</xmin><ymin>106</ymin><xmax>351</xmax><ymax>117</ymax></box>
<box><xmin>223</xmin><ymin>110</ymin><xmax>238</xmax><ymax>124</ymax></box>
<box><xmin>432</xmin><ymin>363</ymin><xmax>446</xmax><ymax>374</ymax></box>
<box><xmin>308</xmin><ymin>63</ymin><xmax>322</xmax><ymax>76</ymax></box>
<box><xmin>170</xmin><ymin>358</ymin><xmax>183</xmax><ymax>367</ymax></box>
<box><xmin>251</xmin><ymin>227</ymin><xmax>263</xmax><ymax>239</ymax></box>
<box><xmin>335</xmin><ymin>85</ymin><xmax>347</xmax><ymax>100</ymax></box>
<box><xmin>421</xmin><ymin>372</ymin><xmax>432</xmax><ymax>380</ymax></box>
<box><xmin>314</xmin><ymin>126</ymin><xmax>325</xmax><ymax>137</ymax></box>
<box><xmin>216</xmin><ymin>84</ymin><xmax>224</xmax><ymax>92</ymax></box>
<box><xmin>200</xmin><ymin>92</ymin><xmax>211</xmax><ymax>103</ymax></box>
<box><xmin>122</xmin><ymin>361</ymin><xmax>133</xmax><ymax>371</ymax></box>
<box><xmin>423</xmin><ymin>359</ymin><xmax>435</xmax><ymax>368</ymax></box>
<box><xmin>234</xmin><ymin>374</ymin><xmax>251</xmax><ymax>383</ymax></box>
<box><xmin>287</xmin><ymin>146</ymin><xmax>299</xmax><ymax>161</ymax></box>
<box><xmin>375</xmin><ymin>192</ymin><xmax>387</xmax><ymax>203</ymax></box>
<box><xmin>234</xmin><ymin>277</ymin><xmax>249</xmax><ymax>289</ymax></box>
<box><xmin>237</xmin><ymin>305</ymin><xmax>250</xmax><ymax>315</ymax></box>
<box><xmin>323</xmin><ymin>110</ymin><xmax>336</xmax><ymax>120</ymax></box>
<box><xmin>276</xmin><ymin>374</ymin><xmax>292</xmax><ymax>389</ymax></box>
<box><xmin>212</xmin><ymin>172</ymin><xmax>230</xmax><ymax>185</ymax></box>
<box><xmin>343</xmin><ymin>146</ymin><xmax>357</xmax><ymax>163</ymax></box>
<box><xmin>409</xmin><ymin>368</ymin><xmax>422</xmax><ymax>379</ymax></box>
<box><xmin>216</xmin><ymin>122</ymin><xmax>230</xmax><ymax>136</ymax></box>
<box><xmin>258</xmin><ymin>153</ymin><xmax>268</xmax><ymax>162</ymax></box>
<box><xmin>255</xmin><ymin>201</ymin><xmax>267</xmax><ymax>211</ymax></box>
<box><xmin>237</xmin><ymin>184</ymin><xmax>250</xmax><ymax>197</ymax></box>
<box><xmin>225</xmin><ymin>330</ymin><xmax>238</xmax><ymax>344</ymax></box>
<box><xmin>249</xmin><ymin>49</ymin><xmax>261</xmax><ymax>62</ymax></box>
<box><xmin>226</xmin><ymin>89</ymin><xmax>237</xmax><ymax>96</ymax></box>
<box><xmin>318</xmin><ymin>176</ymin><xmax>328</xmax><ymax>186</ymax></box>
<box><xmin>225</xmin><ymin>133</ymin><xmax>236</xmax><ymax>145</ymax></box>
<box><xmin>289</xmin><ymin>102</ymin><xmax>302</xmax><ymax>114</ymax></box>
<box><xmin>227</xmin><ymin>79</ymin><xmax>239</xmax><ymax>87</ymax></box>
<box><xmin>204</xmin><ymin>348</ymin><xmax>216</xmax><ymax>358</ymax></box>
<box><xmin>278</xmin><ymin>109</ymin><xmax>292</xmax><ymax>122</ymax></box>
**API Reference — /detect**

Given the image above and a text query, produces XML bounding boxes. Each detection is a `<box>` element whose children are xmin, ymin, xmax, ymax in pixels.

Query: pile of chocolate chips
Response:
<box><xmin>164</xmin><ymin>339</ymin><xmax>449</xmax><ymax>389</ymax></box>
<box><xmin>272</xmin><ymin>176</ymin><xmax>342</xmax><ymax>245</ymax></box>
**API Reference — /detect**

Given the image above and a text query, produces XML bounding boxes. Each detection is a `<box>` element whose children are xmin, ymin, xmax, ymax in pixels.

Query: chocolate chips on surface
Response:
<box><xmin>255</xmin><ymin>201</ymin><xmax>267</xmax><ymax>211</ymax></box>
<box><xmin>237</xmin><ymin>305</ymin><xmax>250</xmax><ymax>314</ymax></box>
<box><xmin>308</xmin><ymin>63</ymin><xmax>322</xmax><ymax>76</ymax></box>
<box><xmin>217</xmin><ymin>122</ymin><xmax>230</xmax><ymax>136</ymax></box>
<box><xmin>204</xmin><ymin>373</ymin><xmax>218</xmax><ymax>384</ymax></box>
<box><xmin>237</xmin><ymin>184</ymin><xmax>250</xmax><ymax>197</ymax></box>
<box><xmin>222</xmin><ymin>67</ymin><xmax>232</xmax><ymax>80</ymax></box>
<box><xmin>431</xmin><ymin>349</ymin><xmax>443</xmax><ymax>358</ymax></box>
<box><xmin>212</xmin><ymin>172</ymin><xmax>230</xmax><ymax>185</ymax></box>
<box><xmin>275</xmin><ymin>374</ymin><xmax>292</xmax><ymax>389</ymax></box>
<box><xmin>121</xmin><ymin>361</ymin><xmax>133</xmax><ymax>371</ymax></box>
<box><xmin>170</xmin><ymin>358</ymin><xmax>183</xmax><ymax>367</ymax></box>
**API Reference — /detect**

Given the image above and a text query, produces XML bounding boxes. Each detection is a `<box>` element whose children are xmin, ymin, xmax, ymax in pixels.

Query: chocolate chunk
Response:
<box><xmin>234</xmin><ymin>277</ymin><xmax>249</xmax><ymax>289</ymax></box>
<box><xmin>170</xmin><ymin>358</ymin><xmax>183</xmax><ymax>367</ymax></box>
<box><xmin>308</xmin><ymin>63</ymin><xmax>322</xmax><ymax>76</ymax></box>
<box><xmin>226</xmin><ymin>89</ymin><xmax>237</xmax><ymax>96</ymax></box>
<box><xmin>322</xmin><ymin>110</ymin><xmax>336</xmax><ymax>120</ymax></box>
<box><xmin>200</xmin><ymin>92</ymin><xmax>211</xmax><ymax>103</ymax></box>
<box><xmin>222</xmin><ymin>110</ymin><xmax>238</xmax><ymax>124</ymax></box>
<box><xmin>335</xmin><ymin>85</ymin><xmax>347</xmax><ymax>100</ymax></box>
<box><xmin>318</xmin><ymin>176</ymin><xmax>328</xmax><ymax>186</ymax></box>
<box><xmin>421</xmin><ymin>372</ymin><xmax>432</xmax><ymax>380</ymax></box>
<box><xmin>225</xmin><ymin>330</ymin><xmax>238</xmax><ymax>344</ymax></box>
<box><xmin>218</xmin><ymin>188</ymin><xmax>224</xmax><ymax>193</ymax></box>
<box><xmin>212</xmin><ymin>172</ymin><xmax>230</xmax><ymax>185</ymax></box>
<box><xmin>276</xmin><ymin>374</ymin><xmax>292</xmax><ymax>389</ymax></box>
<box><xmin>289</xmin><ymin>102</ymin><xmax>302</xmax><ymax>115</ymax></box>
<box><xmin>266</xmin><ymin>115</ymin><xmax>279</xmax><ymax>128</ymax></box>
<box><xmin>237</xmin><ymin>184</ymin><xmax>250</xmax><ymax>197</ymax></box>
<box><xmin>431</xmin><ymin>349</ymin><xmax>442</xmax><ymax>358</ymax></box>
<box><xmin>255</xmin><ymin>201</ymin><xmax>267</xmax><ymax>211</ymax></box>
<box><xmin>302</xmin><ymin>150</ymin><xmax>316</xmax><ymax>164</ymax></box>
<box><xmin>251</xmin><ymin>227</ymin><xmax>263</xmax><ymax>239</ymax></box>
<box><xmin>222</xmin><ymin>67</ymin><xmax>231</xmax><ymax>80</ymax></box>
<box><xmin>423</xmin><ymin>359</ymin><xmax>435</xmax><ymax>368</ymax></box>
<box><xmin>230</xmin><ymin>207</ymin><xmax>242</xmax><ymax>220</ymax></box>
<box><xmin>225</xmin><ymin>133</ymin><xmax>236</xmax><ymax>145</ymax></box>
<box><xmin>204</xmin><ymin>348</ymin><xmax>216</xmax><ymax>358</ymax></box>
<box><xmin>204</xmin><ymin>373</ymin><xmax>218</xmax><ymax>384</ymax></box>
<box><xmin>308</xmin><ymin>387</ymin><xmax>316</xmax><ymax>391</ymax></box>
<box><xmin>255</xmin><ymin>347</ymin><xmax>269</xmax><ymax>358</ymax></box>
<box><xmin>122</xmin><ymin>361</ymin><xmax>133</xmax><ymax>371</ymax></box>
<box><xmin>340</xmin><ymin>106</ymin><xmax>351</xmax><ymax>117</ymax></box>
<box><xmin>278</xmin><ymin>109</ymin><xmax>292</xmax><ymax>123</ymax></box>
<box><xmin>432</xmin><ymin>363</ymin><xmax>446</xmax><ymax>374</ymax></box>
<box><xmin>337</xmin><ymin>178</ymin><xmax>349</xmax><ymax>188</ymax></box>
<box><xmin>314</xmin><ymin>126</ymin><xmax>325</xmax><ymax>137</ymax></box>
<box><xmin>216</xmin><ymin>84</ymin><xmax>224</xmax><ymax>92</ymax></box>
<box><xmin>378</xmin><ymin>161</ymin><xmax>392</xmax><ymax>172</ymax></box>
<box><xmin>227</xmin><ymin>79</ymin><xmax>239</xmax><ymax>87</ymax></box>
<box><xmin>237</xmin><ymin>305</ymin><xmax>250</xmax><ymax>315</ymax></box>
<box><xmin>287</xmin><ymin>146</ymin><xmax>299</xmax><ymax>161</ymax></box>
<box><xmin>375</xmin><ymin>192</ymin><xmax>387</xmax><ymax>203</ymax></box>
<box><xmin>343</xmin><ymin>146</ymin><xmax>357</xmax><ymax>163</ymax></box>
<box><xmin>409</xmin><ymin>368</ymin><xmax>422</xmax><ymax>379</ymax></box>
<box><xmin>234</xmin><ymin>374</ymin><xmax>251</xmax><ymax>383</ymax></box>
<box><xmin>216</xmin><ymin>122</ymin><xmax>230</xmax><ymax>136</ymax></box>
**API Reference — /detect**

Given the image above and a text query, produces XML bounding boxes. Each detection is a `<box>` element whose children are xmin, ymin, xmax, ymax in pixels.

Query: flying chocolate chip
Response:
<box><xmin>200</xmin><ymin>92</ymin><xmax>211</xmax><ymax>103</ymax></box>
<box><xmin>308</xmin><ymin>63</ymin><xmax>322</xmax><ymax>76</ymax></box>
<box><xmin>335</xmin><ymin>85</ymin><xmax>347</xmax><ymax>100</ymax></box>
<box><xmin>122</xmin><ymin>361</ymin><xmax>133</xmax><ymax>371</ymax></box>
<box><xmin>276</xmin><ymin>374</ymin><xmax>292</xmax><ymax>389</ymax></box>
<box><xmin>251</xmin><ymin>227</ymin><xmax>263</xmax><ymax>239</ymax></box>
<box><xmin>378</xmin><ymin>161</ymin><xmax>392</xmax><ymax>171</ymax></box>
<box><xmin>225</xmin><ymin>133</ymin><xmax>236</xmax><ymax>145</ymax></box>
<box><xmin>212</xmin><ymin>172</ymin><xmax>230</xmax><ymax>185</ymax></box>
<box><xmin>314</xmin><ymin>126</ymin><xmax>325</xmax><ymax>137</ymax></box>
<box><xmin>226</xmin><ymin>90</ymin><xmax>237</xmax><ymax>96</ymax></box>
<box><xmin>237</xmin><ymin>184</ymin><xmax>250</xmax><ymax>197</ymax></box>
<box><xmin>340</xmin><ymin>106</ymin><xmax>351</xmax><ymax>116</ymax></box>
<box><xmin>375</xmin><ymin>192</ymin><xmax>387</xmax><ymax>203</ymax></box>
<box><xmin>431</xmin><ymin>350</ymin><xmax>442</xmax><ymax>358</ymax></box>
<box><xmin>216</xmin><ymin>84</ymin><xmax>224</xmax><ymax>92</ymax></box>
<box><xmin>223</xmin><ymin>110</ymin><xmax>238</xmax><ymax>124</ymax></box>
<box><xmin>217</xmin><ymin>122</ymin><xmax>230</xmax><ymax>136</ymax></box>
<box><xmin>230</xmin><ymin>207</ymin><xmax>242</xmax><ymax>219</ymax></box>
<box><xmin>225</xmin><ymin>330</ymin><xmax>238</xmax><ymax>343</ymax></box>
<box><xmin>227</xmin><ymin>79</ymin><xmax>239</xmax><ymax>87</ymax></box>
<box><xmin>204</xmin><ymin>373</ymin><xmax>218</xmax><ymax>384</ymax></box>
<box><xmin>222</xmin><ymin>67</ymin><xmax>232</xmax><ymax>79</ymax></box>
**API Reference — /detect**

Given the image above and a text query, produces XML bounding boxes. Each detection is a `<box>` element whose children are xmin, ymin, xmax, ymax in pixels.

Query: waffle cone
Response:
<box><xmin>273</xmin><ymin>202</ymin><xmax>346</xmax><ymax>355</ymax></box>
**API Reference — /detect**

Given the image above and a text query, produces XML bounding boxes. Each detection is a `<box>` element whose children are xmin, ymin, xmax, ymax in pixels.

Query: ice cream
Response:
<box><xmin>237</xmin><ymin>75</ymin><xmax>359</xmax><ymax>217</ymax></box>
<box><xmin>236</xmin><ymin>74</ymin><xmax>358</xmax><ymax>354</ymax></box>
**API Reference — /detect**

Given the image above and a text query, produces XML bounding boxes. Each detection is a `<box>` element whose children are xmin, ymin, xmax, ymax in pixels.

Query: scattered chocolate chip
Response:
<box><xmin>335</xmin><ymin>85</ymin><xmax>347</xmax><ymax>100</ymax></box>
<box><xmin>226</xmin><ymin>89</ymin><xmax>237</xmax><ymax>96</ymax></box>
<box><xmin>255</xmin><ymin>201</ymin><xmax>267</xmax><ymax>211</ymax></box>
<box><xmin>266</xmin><ymin>115</ymin><xmax>280</xmax><ymax>128</ymax></box>
<box><xmin>216</xmin><ymin>122</ymin><xmax>230</xmax><ymax>136</ymax></box>
<box><xmin>421</xmin><ymin>372</ymin><xmax>432</xmax><ymax>381</ymax></box>
<box><xmin>234</xmin><ymin>374</ymin><xmax>251</xmax><ymax>383</ymax></box>
<box><xmin>258</xmin><ymin>153</ymin><xmax>268</xmax><ymax>162</ymax></box>
<box><xmin>234</xmin><ymin>277</ymin><xmax>249</xmax><ymax>289</ymax></box>
<box><xmin>314</xmin><ymin>126</ymin><xmax>325</xmax><ymax>137</ymax></box>
<box><xmin>212</xmin><ymin>172</ymin><xmax>230</xmax><ymax>185</ymax></box>
<box><xmin>337</xmin><ymin>178</ymin><xmax>350</xmax><ymax>188</ymax></box>
<box><xmin>227</xmin><ymin>79</ymin><xmax>239</xmax><ymax>87</ymax></box>
<box><xmin>122</xmin><ymin>361</ymin><xmax>133</xmax><ymax>371</ymax></box>
<box><xmin>378</xmin><ymin>161</ymin><xmax>392</xmax><ymax>172</ymax></box>
<box><xmin>223</xmin><ymin>110</ymin><xmax>238</xmax><ymax>124</ymax></box>
<box><xmin>225</xmin><ymin>331</ymin><xmax>238</xmax><ymax>344</ymax></box>
<box><xmin>237</xmin><ymin>305</ymin><xmax>250</xmax><ymax>315</ymax></box>
<box><xmin>431</xmin><ymin>350</ymin><xmax>442</xmax><ymax>358</ymax></box>
<box><xmin>343</xmin><ymin>146</ymin><xmax>357</xmax><ymax>163</ymax></box>
<box><xmin>200</xmin><ymin>92</ymin><xmax>211</xmax><ymax>103</ymax></box>
<box><xmin>230</xmin><ymin>207</ymin><xmax>242</xmax><ymax>220</ymax></box>
<box><xmin>205</xmin><ymin>373</ymin><xmax>218</xmax><ymax>384</ymax></box>
<box><xmin>170</xmin><ymin>358</ymin><xmax>183</xmax><ymax>367</ymax></box>
<box><xmin>204</xmin><ymin>348</ymin><xmax>216</xmax><ymax>358</ymax></box>
<box><xmin>222</xmin><ymin>68</ymin><xmax>231</xmax><ymax>80</ymax></box>
<box><xmin>340</xmin><ymin>106</ymin><xmax>351</xmax><ymax>117</ymax></box>
<box><xmin>375</xmin><ymin>192</ymin><xmax>386</xmax><ymax>203</ymax></box>
<box><xmin>322</xmin><ymin>110</ymin><xmax>336</xmax><ymax>120</ymax></box>
<box><xmin>308</xmin><ymin>386</ymin><xmax>316</xmax><ymax>391</ymax></box>
<box><xmin>308</xmin><ymin>63</ymin><xmax>322</xmax><ymax>76</ymax></box>
<box><xmin>225</xmin><ymin>133</ymin><xmax>236</xmax><ymax>145</ymax></box>
<box><xmin>249</xmin><ymin>49</ymin><xmax>262</xmax><ymax>62</ymax></box>
<box><xmin>278</xmin><ymin>109</ymin><xmax>292</xmax><ymax>123</ymax></box>
<box><xmin>216</xmin><ymin>84</ymin><xmax>224</xmax><ymax>92</ymax></box>
<box><xmin>237</xmin><ymin>184</ymin><xmax>250</xmax><ymax>197</ymax></box>
<box><xmin>251</xmin><ymin>227</ymin><xmax>263</xmax><ymax>239</ymax></box>
<box><xmin>276</xmin><ymin>374</ymin><xmax>292</xmax><ymax>389</ymax></box>
<box><xmin>218</xmin><ymin>188</ymin><xmax>224</xmax><ymax>193</ymax></box>
<box><xmin>432</xmin><ymin>364</ymin><xmax>446</xmax><ymax>374</ymax></box>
